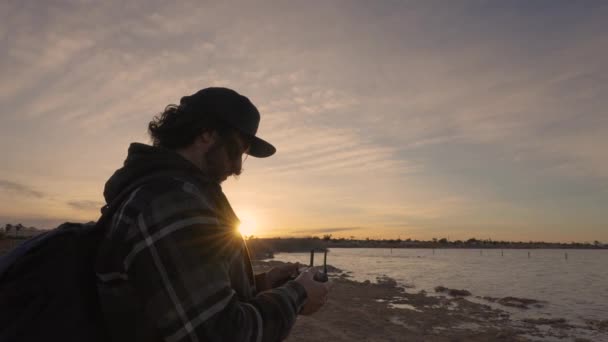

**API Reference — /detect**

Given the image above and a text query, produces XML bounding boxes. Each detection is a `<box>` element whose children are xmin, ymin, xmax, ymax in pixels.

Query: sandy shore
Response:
<box><xmin>253</xmin><ymin>260</ymin><xmax>608</xmax><ymax>342</ymax></box>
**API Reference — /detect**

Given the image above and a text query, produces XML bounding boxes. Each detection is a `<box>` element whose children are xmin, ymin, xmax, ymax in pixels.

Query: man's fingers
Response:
<box><xmin>291</xmin><ymin>262</ymin><xmax>300</xmax><ymax>274</ymax></box>
<box><xmin>294</xmin><ymin>267</ymin><xmax>313</xmax><ymax>281</ymax></box>
<box><xmin>281</xmin><ymin>262</ymin><xmax>299</xmax><ymax>274</ymax></box>
<box><xmin>300</xmin><ymin>266</ymin><xmax>313</xmax><ymax>274</ymax></box>
<box><xmin>320</xmin><ymin>281</ymin><xmax>331</xmax><ymax>295</ymax></box>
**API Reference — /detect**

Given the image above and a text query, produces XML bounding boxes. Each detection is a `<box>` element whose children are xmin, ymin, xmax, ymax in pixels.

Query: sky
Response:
<box><xmin>1</xmin><ymin>1</ymin><xmax>607</xmax><ymax>242</ymax></box>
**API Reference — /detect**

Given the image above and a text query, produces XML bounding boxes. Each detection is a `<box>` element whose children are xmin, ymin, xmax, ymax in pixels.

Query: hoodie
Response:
<box><xmin>95</xmin><ymin>143</ymin><xmax>307</xmax><ymax>342</ymax></box>
<box><xmin>103</xmin><ymin>143</ymin><xmax>206</xmax><ymax>205</ymax></box>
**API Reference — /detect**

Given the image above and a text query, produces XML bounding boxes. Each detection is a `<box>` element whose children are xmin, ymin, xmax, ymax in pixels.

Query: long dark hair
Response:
<box><xmin>148</xmin><ymin>104</ymin><xmax>236</xmax><ymax>149</ymax></box>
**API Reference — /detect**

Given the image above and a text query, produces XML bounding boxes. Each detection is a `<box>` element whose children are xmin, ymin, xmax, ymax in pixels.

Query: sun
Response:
<box><xmin>237</xmin><ymin>211</ymin><xmax>258</xmax><ymax>238</ymax></box>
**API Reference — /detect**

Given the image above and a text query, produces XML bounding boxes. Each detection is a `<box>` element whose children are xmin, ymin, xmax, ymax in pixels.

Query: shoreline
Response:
<box><xmin>0</xmin><ymin>242</ymin><xmax>605</xmax><ymax>340</ymax></box>
<box><xmin>253</xmin><ymin>260</ymin><xmax>608</xmax><ymax>341</ymax></box>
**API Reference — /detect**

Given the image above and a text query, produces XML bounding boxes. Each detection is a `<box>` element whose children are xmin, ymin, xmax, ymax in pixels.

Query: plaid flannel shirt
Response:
<box><xmin>95</xmin><ymin>175</ymin><xmax>307</xmax><ymax>342</ymax></box>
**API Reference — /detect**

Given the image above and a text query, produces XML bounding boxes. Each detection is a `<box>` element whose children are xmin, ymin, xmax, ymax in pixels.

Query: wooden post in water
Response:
<box><xmin>432</xmin><ymin>248</ymin><xmax>435</xmax><ymax>255</ymax></box>
<box><xmin>501</xmin><ymin>249</ymin><xmax>504</xmax><ymax>257</ymax></box>
<box><xmin>309</xmin><ymin>249</ymin><xmax>314</xmax><ymax>267</ymax></box>
<box><xmin>565</xmin><ymin>252</ymin><xmax>568</xmax><ymax>260</ymax></box>
<box><xmin>528</xmin><ymin>251</ymin><xmax>531</xmax><ymax>259</ymax></box>
<box><xmin>480</xmin><ymin>249</ymin><xmax>482</xmax><ymax>256</ymax></box>
<box><xmin>323</xmin><ymin>250</ymin><xmax>327</xmax><ymax>274</ymax></box>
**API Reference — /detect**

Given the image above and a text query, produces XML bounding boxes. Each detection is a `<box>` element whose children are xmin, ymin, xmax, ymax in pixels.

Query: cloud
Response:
<box><xmin>67</xmin><ymin>200</ymin><xmax>105</xmax><ymax>211</ymax></box>
<box><xmin>0</xmin><ymin>180</ymin><xmax>44</xmax><ymax>198</ymax></box>
<box><xmin>251</xmin><ymin>125</ymin><xmax>415</xmax><ymax>179</ymax></box>
<box><xmin>1</xmin><ymin>1</ymin><xmax>607</xmax><ymax>241</ymax></box>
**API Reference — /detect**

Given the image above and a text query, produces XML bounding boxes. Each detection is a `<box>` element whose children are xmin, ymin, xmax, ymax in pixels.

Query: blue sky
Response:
<box><xmin>0</xmin><ymin>1</ymin><xmax>606</xmax><ymax>242</ymax></box>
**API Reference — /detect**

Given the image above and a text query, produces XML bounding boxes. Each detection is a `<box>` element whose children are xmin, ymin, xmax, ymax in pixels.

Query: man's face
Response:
<box><xmin>204</xmin><ymin>131</ymin><xmax>250</xmax><ymax>183</ymax></box>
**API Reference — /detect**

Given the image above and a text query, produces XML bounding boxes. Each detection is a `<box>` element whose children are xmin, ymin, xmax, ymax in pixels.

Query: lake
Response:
<box><xmin>273</xmin><ymin>248</ymin><xmax>608</xmax><ymax>326</ymax></box>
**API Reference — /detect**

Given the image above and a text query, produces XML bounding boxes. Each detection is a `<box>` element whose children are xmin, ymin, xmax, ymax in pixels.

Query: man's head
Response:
<box><xmin>148</xmin><ymin>87</ymin><xmax>275</xmax><ymax>182</ymax></box>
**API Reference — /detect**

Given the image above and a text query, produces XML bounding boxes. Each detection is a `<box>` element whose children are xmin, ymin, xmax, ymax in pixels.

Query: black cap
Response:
<box><xmin>180</xmin><ymin>87</ymin><xmax>276</xmax><ymax>158</ymax></box>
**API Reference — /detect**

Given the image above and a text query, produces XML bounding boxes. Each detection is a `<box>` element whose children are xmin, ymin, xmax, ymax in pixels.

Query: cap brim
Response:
<box><xmin>247</xmin><ymin>136</ymin><xmax>276</xmax><ymax>158</ymax></box>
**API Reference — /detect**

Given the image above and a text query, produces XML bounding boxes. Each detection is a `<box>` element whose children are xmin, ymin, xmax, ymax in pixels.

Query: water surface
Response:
<box><xmin>273</xmin><ymin>248</ymin><xmax>608</xmax><ymax>325</ymax></box>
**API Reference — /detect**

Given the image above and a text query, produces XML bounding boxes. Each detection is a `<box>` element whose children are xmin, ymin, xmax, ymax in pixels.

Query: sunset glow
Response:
<box><xmin>0</xmin><ymin>2</ymin><xmax>607</xmax><ymax>243</ymax></box>
<box><xmin>237</xmin><ymin>211</ymin><xmax>258</xmax><ymax>238</ymax></box>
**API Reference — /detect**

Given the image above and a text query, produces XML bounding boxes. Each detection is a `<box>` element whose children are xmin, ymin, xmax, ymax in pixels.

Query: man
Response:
<box><xmin>95</xmin><ymin>87</ymin><xmax>331</xmax><ymax>342</ymax></box>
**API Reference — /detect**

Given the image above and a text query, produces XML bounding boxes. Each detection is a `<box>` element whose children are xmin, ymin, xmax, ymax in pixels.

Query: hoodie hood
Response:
<box><xmin>103</xmin><ymin>143</ymin><xmax>211</xmax><ymax>205</ymax></box>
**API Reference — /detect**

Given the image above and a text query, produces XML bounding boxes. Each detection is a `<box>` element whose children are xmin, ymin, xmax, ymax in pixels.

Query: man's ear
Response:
<box><xmin>199</xmin><ymin>131</ymin><xmax>215</xmax><ymax>144</ymax></box>
<box><xmin>194</xmin><ymin>130</ymin><xmax>218</xmax><ymax>151</ymax></box>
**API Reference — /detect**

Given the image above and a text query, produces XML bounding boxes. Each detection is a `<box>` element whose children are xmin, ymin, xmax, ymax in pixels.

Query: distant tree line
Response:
<box><xmin>321</xmin><ymin>235</ymin><xmax>606</xmax><ymax>249</ymax></box>
<box><xmin>245</xmin><ymin>235</ymin><xmax>607</xmax><ymax>259</ymax></box>
<box><xmin>2</xmin><ymin>223</ymin><xmax>42</xmax><ymax>239</ymax></box>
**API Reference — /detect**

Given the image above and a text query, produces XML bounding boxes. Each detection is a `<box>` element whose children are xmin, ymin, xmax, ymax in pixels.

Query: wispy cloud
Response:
<box><xmin>0</xmin><ymin>180</ymin><xmax>44</xmax><ymax>198</ymax></box>
<box><xmin>1</xmin><ymin>1</ymin><xmax>607</xmax><ymax>241</ymax></box>
<box><xmin>67</xmin><ymin>200</ymin><xmax>104</xmax><ymax>212</ymax></box>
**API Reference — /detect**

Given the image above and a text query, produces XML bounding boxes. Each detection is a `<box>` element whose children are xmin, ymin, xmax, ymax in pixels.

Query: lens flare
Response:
<box><xmin>237</xmin><ymin>211</ymin><xmax>257</xmax><ymax>238</ymax></box>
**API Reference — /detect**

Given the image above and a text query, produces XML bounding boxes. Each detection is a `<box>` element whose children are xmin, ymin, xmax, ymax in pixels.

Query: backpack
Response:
<box><xmin>0</xmin><ymin>175</ymin><xmax>164</xmax><ymax>342</ymax></box>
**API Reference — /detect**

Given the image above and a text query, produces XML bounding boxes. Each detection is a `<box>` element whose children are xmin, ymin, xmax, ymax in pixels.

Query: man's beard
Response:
<box><xmin>204</xmin><ymin>141</ymin><xmax>242</xmax><ymax>183</ymax></box>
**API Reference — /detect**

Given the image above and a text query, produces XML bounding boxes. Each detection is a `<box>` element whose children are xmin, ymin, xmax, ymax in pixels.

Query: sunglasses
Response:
<box><xmin>220</xmin><ymin>131</ymin><xmax>251</xmax><ymax>162</ymax></box>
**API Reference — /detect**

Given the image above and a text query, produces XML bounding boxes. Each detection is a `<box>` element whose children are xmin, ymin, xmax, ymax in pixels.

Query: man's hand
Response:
<box><xmin>258</xmin><ymin>262</ymin><xmax>300</xmax><ymax>291</ymax></box>
<box><xmin>268</xmin><ymin>262</ymin><xmax>300</xmax><ymax>288</ymax></box>
<box><xmin>294</xmin><ymin>267</ymin><xmax>331</xmax><ymax>315</ymax></box>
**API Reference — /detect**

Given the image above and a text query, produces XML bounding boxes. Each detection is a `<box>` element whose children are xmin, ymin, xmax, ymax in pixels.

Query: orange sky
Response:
<box><xmin>1</xmin><ymin>1</ymin><xmax>607</xmax><ymax>242</ymax></box>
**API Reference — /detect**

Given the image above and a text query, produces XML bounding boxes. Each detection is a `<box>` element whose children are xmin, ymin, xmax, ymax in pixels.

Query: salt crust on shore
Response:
<box><xmin>253</xmin><ymin>260</ymin><xmax>608</xmax><ymax>342</ymax></box>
